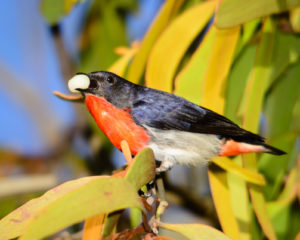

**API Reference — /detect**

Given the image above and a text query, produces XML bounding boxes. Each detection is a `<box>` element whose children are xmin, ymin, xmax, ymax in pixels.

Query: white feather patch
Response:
<box><xmin>144</xmin><ymin>126</ymin><xmax>222</xmax><ymax>166</ymax></box>
<box><xmin>68</xmin><ymin>74</ymin><xmax>90</xmax><ymax>93</ymax></box>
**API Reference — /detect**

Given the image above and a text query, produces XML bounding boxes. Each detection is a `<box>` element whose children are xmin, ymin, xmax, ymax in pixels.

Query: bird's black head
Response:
<box><xmin>68</xmin><ymin>71</ymin><xmax>136</xmax><ymax>108</ymax></box>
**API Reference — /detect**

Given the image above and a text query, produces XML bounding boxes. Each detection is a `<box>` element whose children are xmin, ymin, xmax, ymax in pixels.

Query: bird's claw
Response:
<box><xmin>155</xmin><ymin>157</ymin><xmax>175</xmax><ymax>173</ymax></box>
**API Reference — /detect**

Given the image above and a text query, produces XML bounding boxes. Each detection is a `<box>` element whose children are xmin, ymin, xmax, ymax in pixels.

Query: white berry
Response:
<box><xmin>68</xmin><ymin>74</ymin><xmax>90</xmax><ymax>93</ymax></box>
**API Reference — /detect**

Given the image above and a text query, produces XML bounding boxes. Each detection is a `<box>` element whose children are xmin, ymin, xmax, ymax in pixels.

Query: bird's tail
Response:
<box><xmin>262</xmin><ymin>143</ymin><xmax>286</xmax><ymax>155</ymax></box>
<box><xmin>219</xmin><ymin>140</ymin><xmax>286</xmax><ymax>156</ymax></box>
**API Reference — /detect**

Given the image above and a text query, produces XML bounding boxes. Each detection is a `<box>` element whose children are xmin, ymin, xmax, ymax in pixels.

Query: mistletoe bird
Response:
<box><xmin>68</xmin><ymin>71</ymin><xmax>285</xmax><ymax>172</ymax></box>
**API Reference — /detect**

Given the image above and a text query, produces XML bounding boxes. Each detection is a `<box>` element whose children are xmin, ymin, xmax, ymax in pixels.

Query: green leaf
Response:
<box><xmin>216</xmin><ymin>0</ymin><xmax>300</xmax><ymax>28</ymax></box>
<box><xmin>265</xmin><ymin>62</ymin><xmax>300</xmax><ymax>138</ymax></box>
<box><xmin>125</xmin><ymin>148</ymin><xmax>156</xmax><ymax>190</ymax></box>
<box><xmin>41</xmin><ymin>0</ymin><xmax>85</xmax><ymax>25</ymax></box>
<box><xmin>103</xmin><ymin>148</ymin><xmax>155</xmax><ymax>236</ymax></box>
<box><xmin>267</xmin><ymin>202</ymin><xmax>291</xmax><ymax>239</ymax></box>
<box><xmin>79</xmin><ymin>1</ymin><xmax>128</xmax><ymax>72</ymax></box>
<box><xmin>243</xmin><ymin>18</ymin><xmax>275</xmax><ymax>132</ymax></box>
<box><xmin>234</xmin><ymin>19</ymin><xmax>260</xmax><ymax>58</ymax></box>
<box><xmin>146</xmin><ymin>0</ymin><xmax>217</xmax><ymax>92</ymax></box>
<box><xmin>258</xmin><ymin>132</ymin><xmax>298</xmax><ymax>199</ymax></box>
<box><xmin>270</xmin><ymin>32</ymin><xmax>300</xmax><ymax>81</ymax></box>
<box><xmin>159</xmin><ymin>222</ymin><xmax>233</xmax><ymax>240</ymax></box>
<box><xmin>225</xmin><ymin>44</ymin><xmax>257</xmax><ymax>124</ymax></box>
<box><xmin>0</xmin><ymin>177</ymin><xmax>143</xmax><ymax>240</ymax></box>
<box><xmin>242</xmin><ymin>18</ymin><xmax>277</xmax><ymax>240</ymax></box>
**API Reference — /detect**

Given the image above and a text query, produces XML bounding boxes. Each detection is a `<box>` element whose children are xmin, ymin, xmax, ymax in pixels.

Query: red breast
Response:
<box><xmin>85</xmin><ymin>94</ymin><xmax>149</xmax><ymax>154</ymax></box>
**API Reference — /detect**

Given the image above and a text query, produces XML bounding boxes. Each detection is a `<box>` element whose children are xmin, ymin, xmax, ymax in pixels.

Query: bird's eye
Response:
<box><xmin>89</xmin><ymin>79</ymin><xmax>98</xmax><ymax>89</ymax></box>
<box><xmin>106</xmin><ymin>76</ymin><xmax>114</xmax><ymax>84</ymax></box>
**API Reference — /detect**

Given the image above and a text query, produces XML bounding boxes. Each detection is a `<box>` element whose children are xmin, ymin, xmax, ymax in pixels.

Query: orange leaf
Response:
<box><xmin>82</xmin><ymin>214</ymin><xmax>107</xmax><ymax>240</ymax></box>
<box><xmin>108</xmin><ymin>44</ymin><xmax>139</xmax><ymax>77</ymax></box>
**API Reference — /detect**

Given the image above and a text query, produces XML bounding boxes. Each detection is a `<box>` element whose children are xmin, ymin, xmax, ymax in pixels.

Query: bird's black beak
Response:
<box><xmin>75</xmin><ymin>88</ymin><xmax>85</xmax><ymax>92</ymax></box>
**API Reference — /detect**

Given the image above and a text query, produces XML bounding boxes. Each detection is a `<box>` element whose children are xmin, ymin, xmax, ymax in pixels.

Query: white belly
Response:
<box><xmin>144</xmin><ymin>126</ymin><xmax>222</xmax><ymax>166</ymax></box>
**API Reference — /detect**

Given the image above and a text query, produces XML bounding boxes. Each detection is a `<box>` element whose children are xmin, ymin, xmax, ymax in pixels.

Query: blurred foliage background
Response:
<box><xmin>0</xmin><ymin>0</ymin><xmax>300</xmax><ymax>239</ymax></box>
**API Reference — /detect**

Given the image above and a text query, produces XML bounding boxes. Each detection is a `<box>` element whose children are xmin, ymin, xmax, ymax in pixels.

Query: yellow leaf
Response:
<box><xmin>197</xmin><ymin>25</ymin><xmax>241</xmax><ymax>240</ymax></box>
<box><xmin>64</xmin><ymin>0</ymin><xmax>79</xmax><ymax>13</ymax></box>
<box><xmin>290</xmin><ymin>7</ymin><xmax>300</xmax><ymax>32</ymax></box>
<box><xmin>159</xmin><ymin>222</ymin><xmax>233</xmax><ymax>240</ymax></box>
<box><xmin>208</xmin><ymin>167</ymin><xmax>241</xmax><ymax>240</ymax></box>
<box><xmin>19</xmin><ymin>177</ymin><xmax>144</xmax><ymax>240</ymax></box>
<box><xmin>212</xmin><ymin>157</ymin><xmax>266</xmax><ymax>185</ymax></box>
<box><xmin>201</xmin><ymin>26</ymin><xmax>240</xmax><ymax>114</ymax></box>
<box><xmin>127</xmin><ymin>0</ymin><xmax>185</xmax><ymax>84</ymax></box>
<box><xmin>227</xmin><ymin>157</ymin><xmax>251</xmax><ymax>240</ymax></box>
<box><xmin>146</xmin><ymin>0</ymin><xmax>217</xmax><ymax>92</ymax></box>
<box><xmin>82</xmin><ymin>214</ymin><xmax>107</xmax><ymax>240</ymax></box>
<box><xmin>175</xmin><ymin>26</ymin><xmax>217</xmax><ymax>104</ymax></box>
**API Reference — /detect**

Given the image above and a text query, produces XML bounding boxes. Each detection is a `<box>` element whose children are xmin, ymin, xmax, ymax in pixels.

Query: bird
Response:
<box><xmin>68</xmin><ymin>71</ymin><xmax>285</xmax><ymax>172</ymax></box>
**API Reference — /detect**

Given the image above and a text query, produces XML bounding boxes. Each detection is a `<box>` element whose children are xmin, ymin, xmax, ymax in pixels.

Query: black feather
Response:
<box><xmin>131</xmin><ymin>87</ymin><xmax>266</xmax><ymax>146</ymax></box>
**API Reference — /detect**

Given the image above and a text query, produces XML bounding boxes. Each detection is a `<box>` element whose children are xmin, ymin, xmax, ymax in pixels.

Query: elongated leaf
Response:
<box><xmin>80</xmin><ymin>1</ymin><xmax>128</xmax><ymax>72</ymax></box>
<box><xmin>159</xmin><ymin>222</ymin><xmax>233</xmax><ymax>240</ymax></box>
<box><xmin>225</xmin><ymin>44</ymin><xmax>257</xmax><ymax>124</ymax></box>
<box><xmin>0</xmin><ymin>176</ymin><xmax>95</xmax><ymax>240</ymax></box>
<box><xmin>216</xmin><ymin>0</ymin><xmax>300</xmax><ymax>28</ymax></box>
<box><xmin>212</xmin><ymin>157</ymin><xmax>266</xmax><ymax>185</ymax></box>
<box><xmin>234</xmin><ymin>19</ymin><xmax>260</xmax><ymax>59</ymax></box>
<box><xmin>0</xmin><ymin>177</ymin><xmax>143</xmax><ymax>240</ymax></box>
<box><xmin>125</xmin><ymin>148</ymin><xmax>156</xmax><ymax>191</ymax></box>
<box><xmin>242</xmin><ymin>18</ymin><xmax>277</xmax><ymax>240</ymax></box>
<box><xmin>82</xmin><ymin>214</ymin><xmax>107</xmax><ymax>240</ymax></box>
<box><xmin>146</xmin><ymin>0</ymin><xmax>217</xmax><ymax>92</ymax></box>
<box><xmin>265</xmin><ymin>62</ymin><xmax>300</xmax><ymax>138</ymax></box>
<box><xmin>103</xmin><ymin>148</ymin><xmax>156</xmax><ymax>236</ymax></box>
<box><xmin>127</xmin><ymin>0</ymin><xmax>185</xmax><ymax>83</ymax></box>
<box><xmin>243</xmin><ymin>18</ymin><xmax>275</xmax><ymax>131</ymax></box>
<box><xmin>196</xmin><ymin>24</ymin><xmax>241</xmax><ymax>240</ymax></box>
<box><xmin>175</xmin><ymin>26</ymin><xmax>217</xmax><ymax>104</ymax></box>
<box><xmin>268</xmin><ymin>30</ymin><xmax>300</xmax><ymax>85</ymax></box>
<box><xmin>41</xmin><ymin>0</ymin><xmax>86</xmax><ymax>25</ymax></box>
<box><xmin>227</xmin><ymin>157</ymin><xmax>251</xmax><ymax>240</ymax></box>
<box><xmin>201</xmin><ymin>26</ymin><xmax>240</xmax><ymax>114</ymax></box>
<box><xmin>290</xmin><ymin>7</ymin><xmax>300</xmax><ymax>32</ymax></box>
<box><xmin>20</xmin><ymin>177</ymin><xmax>143</xmax><ymax>240</ymax></box>
<box><xmin>208</xmin><ymin>165</ymin><xmax>241</xmax><ymax>240</ymax></box>
<box><xmin>258</xmin><ymin>133</ymin><xmax>298</xmax><ymax>200</ymax></box>
<box><xmin>224</xmin><ymin>42</ymin><xmax>257</xmax><ymax>240</ymax></box>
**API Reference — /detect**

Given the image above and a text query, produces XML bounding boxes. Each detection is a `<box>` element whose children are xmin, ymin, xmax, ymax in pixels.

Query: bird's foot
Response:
<box><xmin>156</xmin><ymin>156</ymin><xmax>175</xmax><ymax>173</ymax></box>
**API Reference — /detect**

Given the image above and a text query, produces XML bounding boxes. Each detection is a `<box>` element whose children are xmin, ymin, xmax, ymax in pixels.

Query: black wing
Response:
<box><xmin>131</xmin><ymin>89</ymin><xmax>264</xmax><ymax>145</ymax></box>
